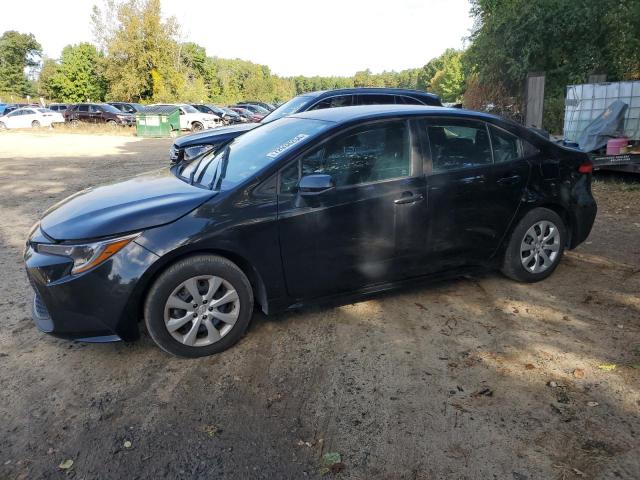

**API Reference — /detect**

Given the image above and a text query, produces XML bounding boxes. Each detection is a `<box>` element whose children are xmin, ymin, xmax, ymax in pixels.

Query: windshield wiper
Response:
<box><xmin>207</xmin><ymin>147</ymin><xmax>230</xmax><ymax>190</ymax></box>
<box><xmin>188</xmin><ymin>153</ymin><xmax>210</xmax><ymax>185</ymax></box>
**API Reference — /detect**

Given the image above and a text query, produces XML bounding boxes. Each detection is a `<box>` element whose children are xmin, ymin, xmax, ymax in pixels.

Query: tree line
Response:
<box><xmin>1</xmin><ymin>0</ymin><xmax>638</xmax><ymax>132</ymax></box>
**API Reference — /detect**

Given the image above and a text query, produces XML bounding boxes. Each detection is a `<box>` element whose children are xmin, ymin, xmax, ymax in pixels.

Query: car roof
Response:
<box><xmin>289</xmin><ymin>104</ymin><xmax>507</xmax><ymax>125</ymax></box>
<box><xmin>297</xmin><ymin>87</ymin><xmax>441</xmax><ymax>101</ymax></box>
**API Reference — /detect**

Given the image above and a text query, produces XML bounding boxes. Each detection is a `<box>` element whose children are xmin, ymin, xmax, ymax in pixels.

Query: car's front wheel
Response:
<box><xmin>0</xmin><ymin>121</ymin><xmax>6</xmax><ymax>130</ymax></box>
<box><xmin>31</xmin><ymin>120</ymin><xmax>40</xmax><ymax>128</ymax></box>
<box><xmin>501</xmin><ymin>207</ymin><xmax>567</xmax><ymax>282</ymax></box>
<box><xmin>144</xmin><ymin>255</ymin><xmax>254</xmax><ymax>357</ymax></box>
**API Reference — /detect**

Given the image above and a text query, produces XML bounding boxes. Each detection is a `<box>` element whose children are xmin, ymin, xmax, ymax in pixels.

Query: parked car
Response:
<box><xmin>0</xmin><ymin>107</ymin><xmax>64</xmax><ymax>129</ymax></box>
<box><xmin>64</xmin><ymin>103</ymin><xmax>135</xmax><ymax>126</ymax></box>
<box><xmin>3</xmin><ymin>103</ymin><xmax>38</xmax><ymax>115</ymax></box>
<box><xmin>233</xmin><ymin>103</ymin><xmax>271</xmax><ymax>116</ymax></box>
<box><xmin>228</xmin><ymin>106</ymin><xmax>262</xmax><ymax>122</ymax></box>
<box><xmin>221</xmin><ymin>108</ymin><xmax>246</xmax><ymax>124</ymax></box>
<box><xmin>170</xmin><ymin>88</ymin><xmax>443</xmax><ymax>163</ymax></box>
<box><xmin>25</xmin><ymin>105</ymin><xmax>597</xmax><ymax>357</ymax></box>
<box><xmin>236</xmin><ymin>101</ymin><xmax>275</xmax><ymax>111</ymax></box>
<box><xmin>48</xmin><ymin>103</ymin><xmax>69</xmax><ymax>113</ymax></box>
<box><xmin>148</xmin><ymin>103</ymin><xmax>220</xmax><ymax>131</ymax></box>
<box><xmin>109</xmin><ymin>102</ymin><xmax>145</xmax><ymax>114</ymax></box>
<box><xmin>190</xmin><ymin>104</ymin><xmax>225</xmax><ymax>123</ymax></box>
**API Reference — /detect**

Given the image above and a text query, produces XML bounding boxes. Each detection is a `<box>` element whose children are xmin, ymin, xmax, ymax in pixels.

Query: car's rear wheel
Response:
<box><xmin>501</xmin><ymin>207</ymin><xmax>566</xmax><ymax>282</ymax></box>
<box><xmin>191</xmin><ymin>122</ymin><xmax>203</xmax><ymax>132</ymax></box>
<box><xmin>31</xmin><ymin>120</ymin><xmax>40</xmax><ymax>128</ymax></box>
<box><xmin>144</xmin><ymin>255</ymin><xmax>253</xmax><ymax>357</ymax></box>
<box><xmin>70</xmin><ymin>119</ymin><xmax>79</xmax><ymax>127</ymax></box>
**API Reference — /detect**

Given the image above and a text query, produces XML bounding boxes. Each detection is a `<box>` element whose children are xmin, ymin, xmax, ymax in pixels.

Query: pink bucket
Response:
<box><xmin>606</xmin><ymin>137</ymin><xmax>629</xmax><ymax>155</ymax></box>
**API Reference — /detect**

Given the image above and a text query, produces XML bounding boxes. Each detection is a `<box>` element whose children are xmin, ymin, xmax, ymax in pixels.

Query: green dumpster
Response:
<box><xmin>136</xmin><ymin>105</ymin><xmax>180</xmax><ymax>137</ymax></box>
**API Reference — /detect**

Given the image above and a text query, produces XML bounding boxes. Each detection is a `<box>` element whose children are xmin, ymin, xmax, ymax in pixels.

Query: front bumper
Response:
<box><xmin>24</xmin><ymin>234</ymin><xmax>159</xmax><ymax>341</ymax></box>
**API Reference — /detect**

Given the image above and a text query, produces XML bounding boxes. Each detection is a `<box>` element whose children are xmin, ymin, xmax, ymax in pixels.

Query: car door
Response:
<box><xmin>88</xmin><ymin>104</ymin><xmax>102</xmax><ymax>123</ymax></box>
<box><xmin>76</xmin><ymin>104</ymin><xmax>89</xmax><ymax>122</ymax></box>
<box><xmin>4</xmin><ymin>110</ymin><xmax>23</xmax><ymax>128</ymax></box>
<box><xmin>420</xmin><ymin>117</ymin><xmax>530</xmax><ymax>269</ymax></box>
<box><xmin>277</xmin><ymin>119</ymin><xmax>428</xmax><ymax>299</ymax></box>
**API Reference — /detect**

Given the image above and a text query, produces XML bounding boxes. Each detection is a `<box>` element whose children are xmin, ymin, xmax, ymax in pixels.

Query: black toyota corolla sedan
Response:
<box><xmin>24</xmin><ymin>105</ymin><xmax>597</xmax><ymax>357</ymax></box>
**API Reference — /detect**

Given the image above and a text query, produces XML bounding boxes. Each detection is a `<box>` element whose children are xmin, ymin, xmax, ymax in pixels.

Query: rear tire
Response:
<box><xmin>144</xmin><ymin>255</ymin><xmax>254</xmax><ymax>358</ymax></box>
<box><xmin>191</xmin><ymin>122</ymin><xmax>203</xmax><ymax>132</ymax></box>
<box><xmin>501</xmin><ymin>208</ymin><xmax>566</xmax><ymax>283</ymax></box>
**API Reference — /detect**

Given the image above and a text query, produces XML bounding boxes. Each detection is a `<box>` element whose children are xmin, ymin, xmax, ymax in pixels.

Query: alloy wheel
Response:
<box><xmin>163</xmin><ymin>275</ymin><xmax>240</xmax><ymax>347</ymax></box>
<box><xmin>520</xmin><ymin>220</ymin><xmax>561</xmax><ymax>273</ymax></box>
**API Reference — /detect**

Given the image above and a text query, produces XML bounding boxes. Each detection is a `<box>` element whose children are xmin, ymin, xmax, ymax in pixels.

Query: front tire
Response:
<box><xmin>31</xmin><ymin>120</ymin><xmax>40</xmax><ymax>128</ymax></box>
<box><xmin>144</xmin><ymin>255</ymin><xmax>254</xmax><ymax>357</ymax></box>
<box><xmin>501</xmin><ymin>208</ymin><xmax>566</xmax><ymax>283</ymax></box>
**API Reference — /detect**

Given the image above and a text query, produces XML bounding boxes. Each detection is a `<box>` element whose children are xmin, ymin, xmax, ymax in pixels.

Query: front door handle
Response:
<box><xmin>497</xmin><ymin>174</ymin><xmax>521</xmax><ymax>185</ymax></box>
<box><xmin>394</xmin><ymin>192</ymin><xmax>424</xmax><ymax>205</ymax></box>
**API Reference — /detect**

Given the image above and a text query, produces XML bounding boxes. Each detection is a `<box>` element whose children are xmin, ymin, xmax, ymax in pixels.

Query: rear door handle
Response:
<box><xmin>497</xmin><ymin>175</ymin><xmax>521</xmax><ymax>185</ymax></box>
<box><xmin>394</xmin><ymin>193</ymin><xmax>424</xmax><ymax>205</ymax></box>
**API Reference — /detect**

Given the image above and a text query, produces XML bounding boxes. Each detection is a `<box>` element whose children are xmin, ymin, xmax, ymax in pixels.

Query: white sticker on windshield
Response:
<box><xmin>266</xmin><ymin>134</ymin><xmax>309</xmax><ymax>158</ymax></box>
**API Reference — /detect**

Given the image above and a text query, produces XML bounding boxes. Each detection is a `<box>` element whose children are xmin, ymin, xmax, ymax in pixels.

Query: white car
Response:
<box><xmin>0</xmin><ymin>107</ymin><xmax>65</xmax><ymax>129</ymax></box>
<box><xmin>149</xmin><ymin>104</ymin><xmax>220</xmax><ymax>132</ymax></box>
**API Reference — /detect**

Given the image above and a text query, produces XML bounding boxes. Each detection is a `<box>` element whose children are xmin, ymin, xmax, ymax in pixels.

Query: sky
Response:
<box><xmin>1</xmin><ymin>0</ymin><xmax>474</xmax><ymax>77</ymax></box>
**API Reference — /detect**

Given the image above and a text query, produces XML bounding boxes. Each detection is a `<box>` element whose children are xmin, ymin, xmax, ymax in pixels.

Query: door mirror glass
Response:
<box><xmin>298</xmin><ymin>174</ymin><xmax>334</xmax><ymax>195</ymax></box>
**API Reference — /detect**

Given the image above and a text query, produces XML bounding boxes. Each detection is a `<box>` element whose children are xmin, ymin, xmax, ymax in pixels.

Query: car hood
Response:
<box><xmin>40</xmin><ymin>168</ymin><xmax>215</xmax><ymax>241</ymax></box>
<box><xmin>173</xmin><ymin>123</ymin><xmax>259</xmax><ymax>149</ymax></box>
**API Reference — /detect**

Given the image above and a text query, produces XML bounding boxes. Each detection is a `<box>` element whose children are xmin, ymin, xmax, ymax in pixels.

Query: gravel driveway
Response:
<box><xmin>0</xmin><ymin>131</ymin><xmax>638</xmax><ymax>479</ymax></box>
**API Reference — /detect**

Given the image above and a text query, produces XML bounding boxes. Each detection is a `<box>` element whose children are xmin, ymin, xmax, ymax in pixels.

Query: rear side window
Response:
<box><xmin>356</xmin><ymin>94</ymin><xmax>396</xmax><ymax>105</ymax></box>
<box><xmin>395</xmin><ymin>96</ymin><xmax>423</xmax><ymax>105</ymax></box>
<box><xmin>427</xmin><ymin>120</ymin><xmax>492</xmax><ymax>172</ymax></box>
<box><xmin>489</xmin><ymin>125</ymin><xmax>520</xmax><ymax>163</ymax></box>
<box><xmin>297</xmin><ymin>120</ymin><xmax>411</xmax><ymax>187</ymax></box>
<box><xmin>521</xmin><ymin>138</ymin><xmax>540</xmax><ymax>157</ymax></box>
<box><xmin>309</xmin><ymin>95</ymin><xmax>354</xmax><ymax>110</ymax></box>
<box><xmin>78</xmin><ymin>105</ymin><xmax>88</xmax><ymax>112</ymax></box>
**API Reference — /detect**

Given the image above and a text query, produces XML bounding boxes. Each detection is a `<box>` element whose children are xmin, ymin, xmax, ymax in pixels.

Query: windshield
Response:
<box><xmin>261</xmin><ymin>95</ymin><xmax>314</xmax><ymax>123</ymax></box>
<box><xmin>182</xmin><ymin>105</ymin><xmax>199</xmax><ymax>114</ymax></box>
<box><xmin>100</xmin><ymin>103</ymin><xmax>122</xmax><ymax>113</ymax></box>
<box><xmin>178</xmin><ymin>117</ymin><xmax>331</xmax><ymax>190</ymax></box>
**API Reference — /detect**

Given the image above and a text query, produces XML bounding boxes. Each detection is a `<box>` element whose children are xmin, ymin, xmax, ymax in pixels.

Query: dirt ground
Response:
<box><xmin>0</xmin><ymin>131</ymin><xmax>638</xmax><ymax>480</ymax></box>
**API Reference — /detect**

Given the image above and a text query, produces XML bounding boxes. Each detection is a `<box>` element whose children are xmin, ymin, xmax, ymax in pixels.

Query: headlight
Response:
<box><xmin>36</xmin><ymin>233</ymin><xmax>139</xmax><ymax>274</ymax></box>
<box><xmin>184</xmin><ymin>145</ymin><xmax>213</xmax><ymax>160</ymax></box>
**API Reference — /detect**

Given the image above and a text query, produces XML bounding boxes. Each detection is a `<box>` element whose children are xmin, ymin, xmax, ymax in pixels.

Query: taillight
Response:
<box><xmin>578</xmin><ymin>161</ymin><xmax>593</xmax><ymax>174</ymax></box>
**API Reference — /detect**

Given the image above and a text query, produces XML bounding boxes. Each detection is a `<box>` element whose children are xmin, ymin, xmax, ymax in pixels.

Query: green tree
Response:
<box><xmin>46</xmin><ymin>43</ymin><xmax>107</xmax><ymax>102</ymax></box>
<box><xmin>92</xmin><ymin>0</ymin><xmax>182</xmax><ymax>101</ymax></box>
<box><xmin>37</xmin><ymin>57</ymin><xmax>59</xmax><ymax>99</ymax></box>
<box><xmin>0</xmin><ymin>31</ymin><xmax>42</xmax><ymax>96</ymax></box>
<box><xmin>427</xmin><ymin>50</ymin><xmax>465</xmax><ymax>102</ymax></box>
<box><xmin>466</xmin><ymin>0</ymin><xmax>640</xmax><ymax>129</ymax></box>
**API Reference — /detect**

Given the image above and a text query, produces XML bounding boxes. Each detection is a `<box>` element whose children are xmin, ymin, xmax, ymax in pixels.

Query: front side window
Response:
<box><xmin>297</xmin><ymin>120</ymin><xmax>411</xmax><ymax>188</ymax></box>
<box><xmin>428</xmin><ymin>121</ymin><xmax>492</xmax><ymax>172</ymax></box>
<box><xmin>78</xmin><ymin>105</ymin><xmax>89</xmax><ymax>112</ymax></box>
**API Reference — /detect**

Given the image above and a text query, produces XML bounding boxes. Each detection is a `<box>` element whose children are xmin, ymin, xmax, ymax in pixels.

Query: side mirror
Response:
<box><xmin>298</xmin><ymin>174</ymin><xmax>334</xmax><ymax>196</ymax></box>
